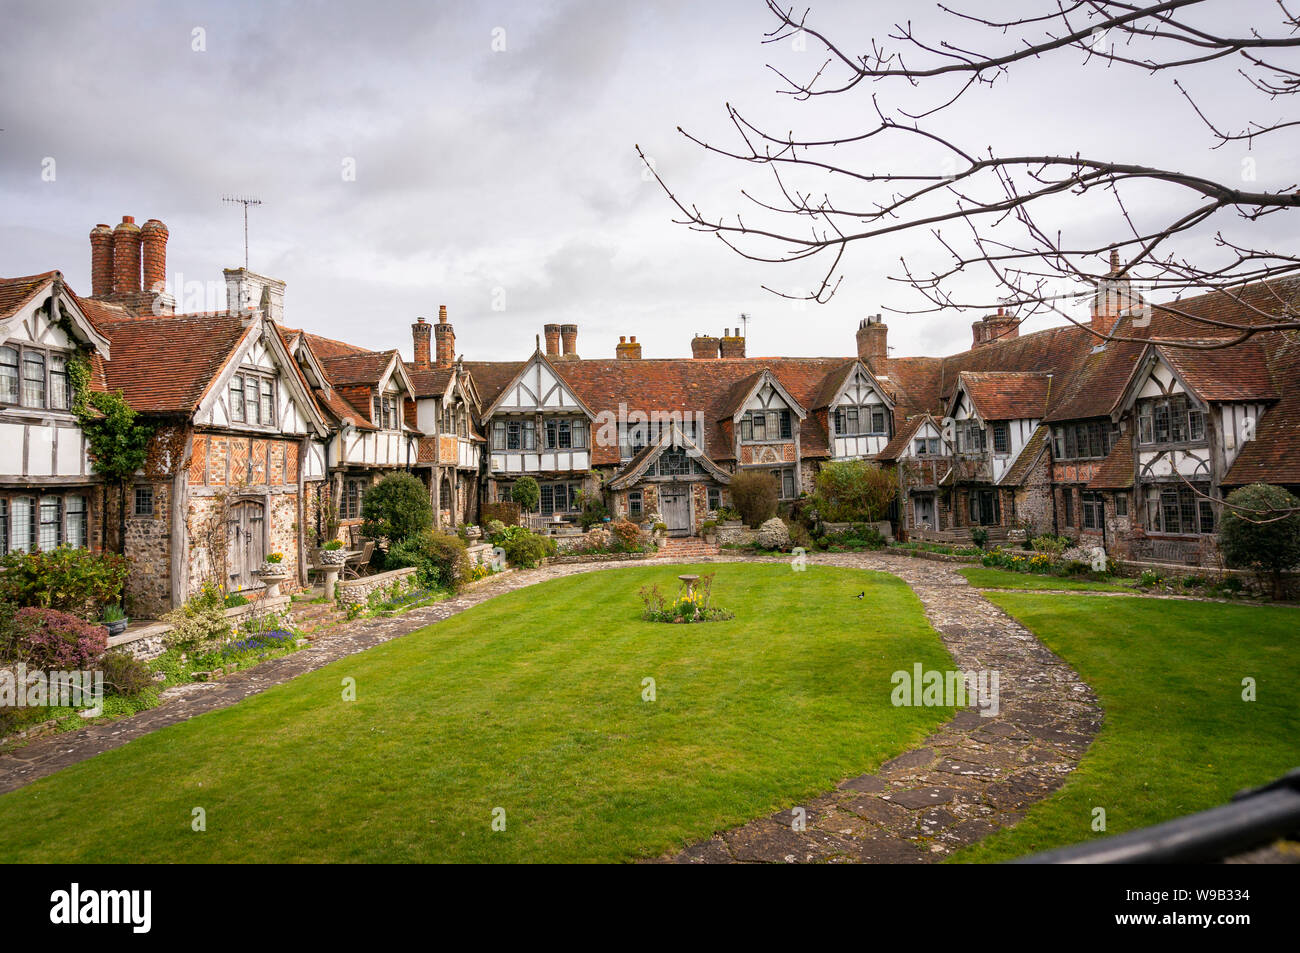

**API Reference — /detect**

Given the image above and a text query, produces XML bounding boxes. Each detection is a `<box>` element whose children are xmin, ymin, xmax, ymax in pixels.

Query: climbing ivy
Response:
<box><xmin>66</xmin><ymin>352</ymin><xmax>154</xmax><ymax>484</ymax></box>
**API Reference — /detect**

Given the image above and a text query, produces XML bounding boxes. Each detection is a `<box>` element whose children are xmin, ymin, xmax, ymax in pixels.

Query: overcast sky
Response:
<box><xmin>2</xmin><ymin>0</ymin><xmax>1291</xmax><ymax>363</ymax></box>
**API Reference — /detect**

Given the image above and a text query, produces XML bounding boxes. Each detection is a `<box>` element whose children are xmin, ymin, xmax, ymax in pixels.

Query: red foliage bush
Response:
<box><xmin>609</xmin><ymin>519</ymin><xmax>644</xmax><ymax>552</ymax></box>
<box><xmin>13</xmin><ymin>607</ymin><xmax>107</xmax><ymax>669</ymax></box>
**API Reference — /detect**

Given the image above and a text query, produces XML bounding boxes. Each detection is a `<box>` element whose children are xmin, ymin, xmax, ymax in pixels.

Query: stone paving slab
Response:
<box><xmin>0</xmin><ymin>552</ymin><xmax>1102</xmax><ymax>867</ymax></box>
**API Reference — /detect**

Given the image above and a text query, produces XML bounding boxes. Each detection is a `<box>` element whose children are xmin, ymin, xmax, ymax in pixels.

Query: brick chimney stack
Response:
<box><xmin>616</xmin><ymin>335</ymin><xmax>642</xmax><ymax>360</ymax></box>
<box><xmin>691</xmin><ymin>333</ymin><xmax>720</xmax><ymax>359</ymax></box>
<box><xmin>559</xmin><ymin>324</ymin><xmax>578</xmax><ymax>359</ymax></box>
<box><xmin>971</xmin><ymin>307</ymin><xmax>1019</xmax><ymax>349</ymax></box>
<box><xmin>543</xmin><ymin>324</ymin><xmax>561</xmax><ymax>357</ymax></box>
<box><xmin>111</xmin><ymin>216</ymin><xmax>142</xmax><ymax>294</ymax></box>
<box><xmin>89</xmin><ymin>224</ymin><xmax>113</xmax><ymax>297</ymax></box>
<box><xmin>1092</xmin><ymin>247</ymin><xmax>1136</xmax><ymax>336</ymax></box>
<box><xmin>434</xmin><ymin>305</ymin><xmax>455</xmax><ymax>367</ymax></box>
<box><xmin>140</xmin><ymin>219</ymin><xmax>169</xmax><ymax>294</ymax></box>
<box><xmin>412</xmin><ymin>316</ymin><xmax>431</xmax><ymax>368</ymax></box>
<box><xmin>856</xmin><ymin>314</ymin><xmax>888</xmax><ymax>365</ymax></box>
<box><xmin>719</xmin><ymin>327</ymin><xmax>745</xmax><ymax>358</ymax></box>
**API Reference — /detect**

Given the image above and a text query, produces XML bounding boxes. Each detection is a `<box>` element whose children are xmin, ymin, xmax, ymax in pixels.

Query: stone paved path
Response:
<box><xmin>665</xmin><ymin>554</ymin><xmax>1102</xmax><ymax>863</ymax></box>
<box><xmin>0</xmin><ymin>554</ymin><xmax>1102</xmax><ymax>866</ymax></box>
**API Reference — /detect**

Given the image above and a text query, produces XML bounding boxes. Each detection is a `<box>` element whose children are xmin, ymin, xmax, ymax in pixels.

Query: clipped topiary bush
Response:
<box><xmin>757</xmin><ymin>517</ymin><xmax>792</xmax><ymax>551</ymax></box>
<box><xmin>510</xmin><ymin>476</ymin><xmax>540</xmax><ymax>514</ymax></box>
<box><xmin>1219</xmin><ymin>483</ymin><xmax>1300</xmax><ymax>599</ymax></box>
<box><xmin>361</xmin><ymin>472</ymin><xmax>433</xmax><ymax>545</ymax></box>
<box><xmin>730</xmin><ymin>471</ymin><xmax>780</xmax><ymax>528</ymax></box>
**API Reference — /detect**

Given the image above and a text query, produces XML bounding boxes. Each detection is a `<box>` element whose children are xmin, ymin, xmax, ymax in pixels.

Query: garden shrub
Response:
<box><xmin>970</xmin><ymin>527</ymin><xmax>990</xmax><ymax>550</ymax></box>
<box><xmin>608</xmin><ymin>519</ymin><xmax>643</xmax><ymax>552</ymax></box>
<box><xmin>99</xmin><ymin>649</ymin><xmax>154</xmax><ymax>697</ymax></box>
<box><xmin>161</xmin><ymin>584</ymin><xmax>232</xmax><ymax>652</ymax></box>
<box><xmin>360</xmin><ymin>473</ymin><xmax>433</xmax><ymax>545</ymax></box>
<box><xmin>386</xmin><ymin>530</ymin><xmax>471</xmax><ymax>591</ymax></box>
<box><xmin>1031</xmin><ymin>535</ymin><xmax>1069</xmax><ymax>557</ymax></box>
<box><xmin>10</xmin><ymin>607</ymin><xmax>107</xmax><ymax>669</ymax></box>
<box><xmin>577</xmin><ymin>492</ymin><xmax>609</xmax><ymax>530</ymax></box>
<box><xmin>809</xmin><ymin>460</ymin><xmax>896</xmax><ymax>523</ymax></box>
<box><xmin>0</xmin><ymin>547</ymin><xmax>130</xmax><ymax>620</ymax></box>
<box><xmin>730</xmin><ymin>471</ymin><xmax>779</xmax><ymax>528</ymax></box>
<box><xmin>510</xmin><ymin>477</ymin><xmax>540</xmax><ymax>513</ymax></box>
<box><xmin>497</xmin><ymin>528</ymin><xmax>556</xmax><ymax>568</ymax></box>
<box><xmin>1219</xmin><ymin>483</ymin><xmax>1300</xmax><ymax>599</ymax></box>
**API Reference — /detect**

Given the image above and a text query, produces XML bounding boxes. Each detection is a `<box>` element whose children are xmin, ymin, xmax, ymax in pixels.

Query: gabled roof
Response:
<box><xmin>952</xmin><ymin>371</ymin><xmax>1053</xmax><ymax>421</ymax></box>
<box><xmin>99</xmin><ymin>312</ymin><xmax>252</xmax><ymax>414</ymax></box>
<box><xmin>1088</xmin><ymin>438</ymin><xmax>1135</xmax><ymax>490</ymax></box>
<box><xmin>1158</xmin><ymin>340</ymin><xmax>1278</xmax><ymax>402</ymax></box>
<box><xmin>717</xmin><ymin>367</ymin><xmax>808</xmax><ymax>421</ymax></box>
<box><xmin>606</xmin><ymin>425</ymin><xmax>732</xmax><ymax>490</ymax></box>
<box><xmin>1000</xmin><ymin>425</ymin><xmax>1050</xmax><ymax>487</ymax></box>
<box><xmin>0</xmin><ymin>273</ymin><xmax>114</xmax><ymax>358</ymax></box>
<box><xmin>461</xmin><ymin>360</ymin><xmax>527</xmax><ymax>410</ymax></box>
<box><xmin>0</xmin><ymin>272</ymin><xmax>60</xmax><ymax>321</ymax></box>
<box><xmin>876</xmin><ymin>415</ymin><xmax>929</xmax><ymax>462</ymax></box>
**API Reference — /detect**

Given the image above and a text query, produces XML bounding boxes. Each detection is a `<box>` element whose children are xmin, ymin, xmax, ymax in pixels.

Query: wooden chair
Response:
<box><xmin>343</xmin><ymin>539</ymin><xmax>375</xmax><ymax>580</ymax></box>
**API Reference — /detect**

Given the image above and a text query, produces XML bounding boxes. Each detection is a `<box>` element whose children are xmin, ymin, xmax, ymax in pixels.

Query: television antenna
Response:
<box><xmin>222</xmin><ymin>195</ymin><xmax>262</xmax><ymax>269</ymax></box>
<box><xmin>738</xmin><ymin>312</ymin><xmax>751</xmax><ymax>340</ymax></box>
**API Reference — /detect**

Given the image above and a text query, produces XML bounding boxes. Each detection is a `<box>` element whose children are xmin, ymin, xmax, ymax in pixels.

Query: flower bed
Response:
<box><xmin>639</xmin><ymin>573</ymin><xmax>734</xmax><ymax>624</ymax></box>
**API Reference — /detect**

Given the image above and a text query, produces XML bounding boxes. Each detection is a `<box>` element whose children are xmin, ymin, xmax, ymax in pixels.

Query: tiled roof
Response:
<box><xmin>548</xmin><ymin>357</ymin><xmax>852</xmax><ymax>464</ymax></box>
<box><xmin>1000</xmin><ymin>425</ymin><xmax>1050</xmax><ymax>487</ymax></box>
<box><xmin>98</xmin><ymin>313</ymin><xmax>250</xmax><ymax>413</ymax></box>
<box><xmin>876</xmin><ymin>415</ymin><xmax>927</xmax><ymax>462</ymax></box>
<box><xmin>407</xmin><ymin>365</ymin><xmax>454</xmax><ymax>398</ymax></box>
<box><xmin>296</xmin><ymin>331</ymin><xmax>369</xmax><ymax>361</ymax></box>
<box><xmin>957</xmin><ymin>371</ymin><xmax>1053</xmax><ymax>421</ymax></box>
<box><xmin>461</xmin><ymin>360</ymin><xmax>527</xmax><ymax>410</ymax></box>
<box><xmin>0</xmin><ymin>271</ymin><xmax>58</xmax><ymax>321</ymax></box>
<box><xmin>317</xmin><ymin>350</ymin><xmax>398</xmax><ymax>387</ymax></box>
<box><xmin>1088</xmin><ymin>438</ymin><xmax>1135</xmax><ymax>490</ymax></box>
<box><xmin>1159</xmin><ymin>340</ymin><xmax>1278</xmax><ymax>402</ymax></box>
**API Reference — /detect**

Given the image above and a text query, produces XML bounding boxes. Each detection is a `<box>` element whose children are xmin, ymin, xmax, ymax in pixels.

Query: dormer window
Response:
<box><xmin>740</xmin><ymin>409</ymin><xmax>791</xmax><ymax>442</ymax></box>
<box><xmin>914</xmin><ymin>437</ymin><xmax>942</xmax><ymax>456</ymax></box>
<box><xmin>834</xmin><ymin>405</ymin><xmax>888</xmax><ymax>436</ymax></box>
<box><xmin>1137</xmin><ymin>396</ymin><xmax>1204</xmax><ymax>446</ymax></box>
<box><xmin>956</xmin><ymin>421</ymin><xmax>986</xmax><ymax>453</ymax></box>
<box><xmin>230</xmin><ymin>371</ymin><xmax>276</xmax><ymax>427</ymax></box>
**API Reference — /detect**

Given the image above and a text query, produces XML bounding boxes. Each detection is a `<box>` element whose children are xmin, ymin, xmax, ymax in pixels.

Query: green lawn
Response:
<box><xmin>0</xmin><ymin>563</ymin><xmax>953</xmax><ymax>863</ymax></box>
<box><xmin>953</xmin><ymin>593</ymin><xmax>1300</xmax><ymax>862</ymax></box>
<box><xmin>958</xmin><ymin>567</ymin><xmax>1137</xmax><ymax>592</ymax></box>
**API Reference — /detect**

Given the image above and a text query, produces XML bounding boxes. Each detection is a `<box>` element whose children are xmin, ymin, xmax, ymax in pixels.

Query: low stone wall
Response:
<box><xmin>716</xmin><ymin>525</ymin><xmax>755</xmax><ymax>547</ymax></box>
<box><xmin>335</xmin><ymin>567</ymin><xmax>418</xmax><ymax>610</ymax></box>
<box><xmin>823</xmin><ymin>520</ymin><xmax>896</xmax><ymax>542</ymax></box>
<box><xmin>546</xmin><ymin>551</ymin><xmax>655</xmax><ymax>566</ymax></box>
<box><xmin>466</xmin><ymin>542</ymin><xmax>497</xmax><ymax>567</ymax></box>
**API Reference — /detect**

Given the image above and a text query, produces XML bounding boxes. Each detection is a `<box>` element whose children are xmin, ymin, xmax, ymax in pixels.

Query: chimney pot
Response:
<box><xmin>543</xmin><ymin>324</ymin><xmax>561</xmax><ymax>356</ymax></box>
<box><xmin>111</xmin><ymin>216</ymin><xmax>142</xmax><ymax>295</ymax></box>
<box><xmin>560</xmin><ymin>323</ymin><xmax>578</xmax><ymax>359</ymax></box>
<box><xmin>433</xmin><ymin>307</ymin><xmax>455</xmax><ymax>367</ymax></box>
<box><xmin>856</xmin><ymin>314</ymin><xmax>888</xmax><ymax>365</ymax></box>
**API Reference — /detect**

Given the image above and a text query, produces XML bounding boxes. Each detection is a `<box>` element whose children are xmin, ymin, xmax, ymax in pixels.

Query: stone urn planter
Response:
<box><xmin>256</xmin><ymin>565</ymin><xmax>291</xmax><ymax>598</ymax></box>
<box><xmin>319</xmin><ymin>547</ymin><xmax>350</xmax><ymax>567</ymax></box>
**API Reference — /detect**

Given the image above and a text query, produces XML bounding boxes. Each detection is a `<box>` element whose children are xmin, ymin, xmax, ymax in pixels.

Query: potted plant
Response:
<box><xmin>257</xmin><ymin>552</ymin><xmax>291</xmax><ymax>598</ymax></box>
<box><xmin>718</xmin><ymin>506</ymin><xmax>743</xmax><ymax>528</ymax></box>
<box><xmin>100</xmin><ymin>603</ymin><xmax>129</xmax><ymax>638</ymax></box>
<box><xmin>320</xmin><ymin>539</ymin><xmax>349</xmax><ymax>566</ymax></box>
<box><xmin>701</xmin><ymin>519</ymin><xmax>718</xmax><ymax>544</ymax></box>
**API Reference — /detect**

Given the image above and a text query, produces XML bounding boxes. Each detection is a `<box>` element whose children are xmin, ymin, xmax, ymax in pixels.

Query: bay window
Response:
<box><xmin>1146</xmin><ymin>483</ymin><xmax>1216</xmax><ymax>535</ymax></box>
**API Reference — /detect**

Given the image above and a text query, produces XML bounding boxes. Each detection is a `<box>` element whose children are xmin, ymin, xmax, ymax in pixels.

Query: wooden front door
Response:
<box><xmin>227</xmin><ymin>500</ymin><xmax>266</xmax><ymax>591</ymax></box>
<box><xmin>914</xmin><ymin>493</ymin><xmax>936</xmax><ymax>531</ymax></box>
<box><xmin>660</xmin><ymin>486</ymin><xmax>691</xmax><ymax>537</ymax></box>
